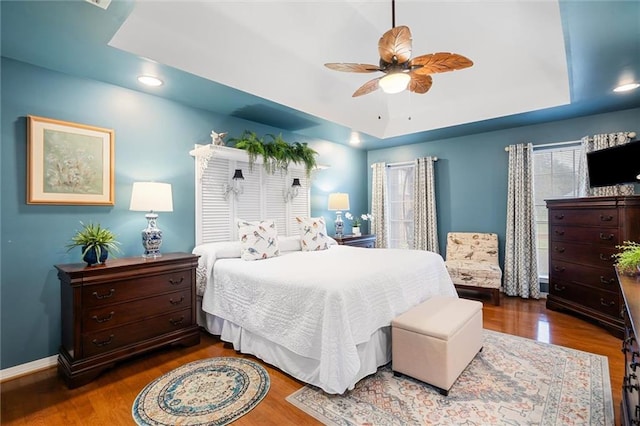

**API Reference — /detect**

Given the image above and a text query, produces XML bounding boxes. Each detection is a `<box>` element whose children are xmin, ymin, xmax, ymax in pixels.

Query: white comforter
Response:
<box><xmin>199</xmin><ymin>244</ymin><xmax>456</xmax><ymax>394</ymax></box>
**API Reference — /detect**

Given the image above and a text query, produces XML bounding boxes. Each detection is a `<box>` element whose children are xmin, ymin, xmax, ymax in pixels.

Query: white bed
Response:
<box><xmin>193</xmin><ymin>238</ymin><xmax>457</xmax><ymax>394</ymax></box>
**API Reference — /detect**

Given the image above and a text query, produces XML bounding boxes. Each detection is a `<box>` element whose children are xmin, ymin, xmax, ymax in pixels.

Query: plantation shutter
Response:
<box><xmin>194</xmin><ymin>146</ymin><xmax>311</xmax><ymax>244</ymax></box>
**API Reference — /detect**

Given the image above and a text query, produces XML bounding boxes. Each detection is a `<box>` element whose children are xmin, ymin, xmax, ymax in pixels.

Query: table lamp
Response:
<box><xmin>328</xmin><ymin>192</ymin><xmax>350</xmax><ymax>237</ymax></box>
<box><xmin>129</xmin><ymin>182</ymin><xmax>173</xmax><ymax>258</ymax></box>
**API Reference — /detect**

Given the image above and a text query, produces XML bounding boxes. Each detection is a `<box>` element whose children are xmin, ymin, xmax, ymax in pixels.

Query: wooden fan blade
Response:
<box><xmin>324</xmin><ymin>63</ymin><xmax>381</xmax><ymax>73</ymax></box>
<box><xmin>410</xmin><ymin>52</ymin><xmax>474</xmax><ymax>75</ymax></box>
<box><xmin>352</xmin><ymin>77</ymin><xmax>382</xmax><ymax>97</ymax></box>
<box><xmin>408</xmin><ymin>72</ymin><xmax>433</xmax><ymax>94</ymax></box>
<box><xmin>378</xmin><ymin>25</ymin><xmax>412</xmax><ymax>64</ymax></box>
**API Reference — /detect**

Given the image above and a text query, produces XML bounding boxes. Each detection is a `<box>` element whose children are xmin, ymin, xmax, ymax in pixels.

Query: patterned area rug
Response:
<box><xmin>132</xmin><ymin>357</ymin><xmax>270</xmax><ymax>426</ymax></box>
<box><xmin>287</xmin><ymin>330</ymin><xmax>613</xmax><ymax>425</ymax></box>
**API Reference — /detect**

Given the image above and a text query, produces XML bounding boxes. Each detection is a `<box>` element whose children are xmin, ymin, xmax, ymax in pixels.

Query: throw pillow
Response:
<box><xmin>296</xmin><ymin>216</ymin><xmax>331</xmax><ymax>251</ymax></box>
<box><xmin>237</xmin><ymin>219</ymin><xmax>280</xmax><ymax>260</ymax></box>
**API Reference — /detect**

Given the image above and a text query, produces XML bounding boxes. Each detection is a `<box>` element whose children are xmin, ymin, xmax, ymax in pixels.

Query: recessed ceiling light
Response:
<box><xmin>137</xmin><ymin>75</ymin><xmax>163</xmax><ymax>87</ymax></box>
<box><xmin>349</xmin><ymin>131</ymin><xmax>361</xmax><ymax>145</ymax></box>
<box><xmin>613</xmin><ymin>82</ymin><xmax>639</xmax><ymax>93</ymax></box>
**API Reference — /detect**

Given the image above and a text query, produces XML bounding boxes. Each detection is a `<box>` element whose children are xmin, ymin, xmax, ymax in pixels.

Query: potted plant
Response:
<box><xmin>66</xmin><ymin>222</ymin><xmax>122</xmax><ymax>266</ymax></box>
<box><xmin>613</xmin><ymin>241</ymin><xmax>640</xmax><ymax>275</ymax></box>
<box><xmin>345</xmin><ymin>212</ymin><xmax>373</xmax><ymax>236</ymax></box>
<box><xmin>230</xmin><ymin>131</ymin><xmax>318</xmax><ymax>177</ymax></box>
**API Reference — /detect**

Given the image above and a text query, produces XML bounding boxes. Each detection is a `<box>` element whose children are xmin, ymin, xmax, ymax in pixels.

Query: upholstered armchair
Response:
<box><xmin>445</xmin><ymin>232</ymin><xmax>502</xmax><ymax>305</ymax></box>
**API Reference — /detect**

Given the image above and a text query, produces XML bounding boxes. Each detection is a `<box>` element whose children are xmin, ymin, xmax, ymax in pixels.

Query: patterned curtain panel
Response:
<box><xmin>413</xmin><ymin>157</ymin><xmax>439</xmax><ymax>253</ymax></box>
<box><xmin>504</xmin><ymin>143</ymin><xmax>540</xmax><ymax>299</ymax></box>
<box><xmin>371</xmin><ymin>162</ymin><xmax>388</xmax><ymax>248</ymax></box>
<box><xmin>577</xmin><ymin>132</ymin><xmax>635</xmax><ymax>197</ymax></box>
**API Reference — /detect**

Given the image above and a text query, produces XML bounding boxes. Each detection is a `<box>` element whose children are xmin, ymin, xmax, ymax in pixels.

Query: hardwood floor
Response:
<box><xmin>1</xmin><ymin>296</ymin><xmax>624</xmax><ymax>425</ymax></box>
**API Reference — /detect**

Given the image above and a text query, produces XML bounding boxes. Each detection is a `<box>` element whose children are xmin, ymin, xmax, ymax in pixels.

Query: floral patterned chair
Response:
<box><xmin>445</xmin><ymin>232</ymin><xmax>502</xmax><ymax>305</ymax></box>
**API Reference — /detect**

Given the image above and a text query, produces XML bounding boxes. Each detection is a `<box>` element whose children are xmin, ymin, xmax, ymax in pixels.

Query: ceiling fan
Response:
<box><xmin>324</xmin><ymin>0</ymin><xmax>473</xmax><ymax>97</ymax></box>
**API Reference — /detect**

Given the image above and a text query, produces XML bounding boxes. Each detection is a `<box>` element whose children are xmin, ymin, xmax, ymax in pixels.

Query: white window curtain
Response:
<box><xmin>371</xmin><ymin>162</ymin><xmax>388</xmax><ymax>248</ymax></box>
<box><xmin>413</xmin><ymin>157</ymin><xmax>439</xmax><ymax>253</ymax></box>
<box><xmin>577</xmin><ymin>131</ymin><xmax>635</xmax><ymax>197</ymax></box>
<box><xmin>504</xmin><ymin>143</ymin><xmax>540</xmax><ymax>299</ymax></box>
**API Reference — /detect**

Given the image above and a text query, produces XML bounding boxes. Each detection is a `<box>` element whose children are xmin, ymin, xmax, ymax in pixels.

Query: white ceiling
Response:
<box><xmin>109</xmin><ymin>0</ymin><xmax>571</xmax><ymax>140</ymax></box>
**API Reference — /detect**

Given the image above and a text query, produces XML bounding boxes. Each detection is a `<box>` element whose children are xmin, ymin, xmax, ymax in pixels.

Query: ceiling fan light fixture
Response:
<box><xmin>379</xmin><ymin>72</ymin><xmax>411</xmax><ymax>94</ymax></box>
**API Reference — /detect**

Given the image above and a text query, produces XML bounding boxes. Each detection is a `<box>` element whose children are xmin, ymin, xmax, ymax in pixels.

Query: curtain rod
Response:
<box><xmin>504</xmin><ymin>132</ymin><xmax>637</xmax><ymax>151</ymax></box>
<box><xmin>370</xmin><ymin>158</ymin><xmax>438</xmax><ymax>168</ymax></box>
<box><xmin>504</xmin><ymin>140</ymin><xmax>579</xmax><ymax>151</ymax></box>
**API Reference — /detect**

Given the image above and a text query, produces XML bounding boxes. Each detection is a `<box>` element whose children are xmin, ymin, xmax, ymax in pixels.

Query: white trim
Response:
<box><xmin>0</xmin><ymin>355</ymin><xmax>57</xmax><ymax>382</ymax></box>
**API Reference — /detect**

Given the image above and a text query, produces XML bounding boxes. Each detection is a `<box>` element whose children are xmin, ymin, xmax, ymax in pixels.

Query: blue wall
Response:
<box><xmin>0</xmin><ymin>57</ymin><xmax>367</xmax><ymax>369</ymax></box>
<box><xmin>368</xmin><ymin>107</ymin><xmax>640</xmax><ymax>263</ymax></box>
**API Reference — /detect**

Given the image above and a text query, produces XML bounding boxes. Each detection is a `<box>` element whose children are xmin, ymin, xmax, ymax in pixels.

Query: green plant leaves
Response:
<box><xmin>230</xmin><ymin>131</ymin><xmax>318</xmax><ymax>177</ymax></box>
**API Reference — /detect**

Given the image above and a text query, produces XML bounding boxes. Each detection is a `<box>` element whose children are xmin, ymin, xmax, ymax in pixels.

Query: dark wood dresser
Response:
<box><xmin>335</xmin><ymin>234</ymin><xmax>376</xmax><ymax>248</ymax></box>
<box><xmin>55</xmin><ymin>252</ymin><xmax>200</xmax><ymax>388</ymax></box>
<box><xmin>618</xmin><ymin>270</ymin><xmax>640</xmax><ymax>426</ymax></box>
<box><xmin>546</xmin><ymin>196</ymin><xmax>640</xmax><ymax>337</ymax></box>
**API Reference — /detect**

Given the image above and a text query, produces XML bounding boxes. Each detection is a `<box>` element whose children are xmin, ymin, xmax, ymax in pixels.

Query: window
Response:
<box><xmin>386</xmin><ymin>164</ymin><xmax>415</xmax><ymax>249</ymax></box>
<box><xmin>532</xmin><ymin>143</ymin><xmax>581</xmax><ymax>282</ymax></box>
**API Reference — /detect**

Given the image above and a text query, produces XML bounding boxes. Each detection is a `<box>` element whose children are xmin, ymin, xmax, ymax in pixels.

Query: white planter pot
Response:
<box><xmin>352</xmin><ymin>226</ymin><xmax>361</xmax><ymax>236</ymax></box>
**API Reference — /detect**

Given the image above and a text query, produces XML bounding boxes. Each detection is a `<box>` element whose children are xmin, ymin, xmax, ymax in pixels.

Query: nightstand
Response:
<box><xmin>55</xmin><ymin>252</ymin><xmax>201</xmax><ymax>388</ymax></box>
<box><xmin>334</xmin><ymin>234</ymin><xmax>376</xmax><ymax>248</ymax></box>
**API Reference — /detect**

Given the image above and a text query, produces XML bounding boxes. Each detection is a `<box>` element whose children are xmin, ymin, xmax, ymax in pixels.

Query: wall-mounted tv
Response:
<box><xmin>586</xmin><ymin>140</ymin><xmax>640</xmax><ymax>187</ymax></box>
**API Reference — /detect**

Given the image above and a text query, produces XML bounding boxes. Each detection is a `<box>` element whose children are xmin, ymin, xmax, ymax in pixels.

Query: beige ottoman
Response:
<box><xmin>391</xmin><ymin>296</ymin><xmax>483</xmax><ymax>396</ymax></box>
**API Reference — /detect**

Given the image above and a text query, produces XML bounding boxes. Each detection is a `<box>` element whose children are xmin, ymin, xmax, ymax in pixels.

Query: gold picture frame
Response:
<box><xmin>27</xmin><ymin>115</ymin><xmax>115</xmax><ymax>205</ymax></box>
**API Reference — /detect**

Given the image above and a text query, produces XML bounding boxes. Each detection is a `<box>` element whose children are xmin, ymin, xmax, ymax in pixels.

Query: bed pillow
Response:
<box><xmin>237</xmin><ymin>219</ymin><xmax>280</xmax><ymax>260</ymax></box>
<box><xmin>296</xmin><ymin>216</ymin><xmax>331</xmax><ymax>251</ymax></box>
<box><xmin>278</xmin><ymin>235</ymin><xmax>302</xmax><ymax>252</ymax></box>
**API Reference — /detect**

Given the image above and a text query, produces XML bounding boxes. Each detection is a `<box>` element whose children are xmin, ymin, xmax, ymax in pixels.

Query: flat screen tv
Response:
<box><xmin>586</xmin><ymin>140</ymin><xmax>640</xmax><ymax>187</ymax></box>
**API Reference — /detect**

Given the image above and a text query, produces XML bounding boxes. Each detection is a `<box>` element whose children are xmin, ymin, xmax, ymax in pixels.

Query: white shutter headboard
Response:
<box><xmin>191</xmin><ymin>145</ymin><xmax>311</xmax><ymax>245</ymax></box>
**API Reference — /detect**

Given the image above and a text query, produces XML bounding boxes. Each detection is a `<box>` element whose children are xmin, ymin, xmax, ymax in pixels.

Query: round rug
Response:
<box><xmin>132</xmin><ymin>357</ymin><xmax>270</xmax><ymax>426</ymax></box>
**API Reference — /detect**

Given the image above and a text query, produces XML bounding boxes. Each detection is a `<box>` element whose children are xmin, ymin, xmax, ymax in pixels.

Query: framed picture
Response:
<box><xmin>27</xmin><ymin>115</ymin><xmax>115</xmax><ymax>205</ymax></box>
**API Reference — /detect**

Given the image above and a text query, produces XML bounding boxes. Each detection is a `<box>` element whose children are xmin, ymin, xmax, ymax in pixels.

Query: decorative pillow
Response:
<box><xmin>237</xmin><ymin>219</ymin><xmax>280</xmax><ymax>261</ymax></box>
<box><xmin>296</xmin><ymin>216</ymin><xmax>331</xmax><ymax>251</ymax></box>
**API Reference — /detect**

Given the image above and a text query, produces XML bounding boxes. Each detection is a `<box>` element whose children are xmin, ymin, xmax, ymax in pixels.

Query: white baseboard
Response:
<box><xmin>0</xmin><ymin>355</ymin><xmax>57</xmax><ymax>382</ymax></box>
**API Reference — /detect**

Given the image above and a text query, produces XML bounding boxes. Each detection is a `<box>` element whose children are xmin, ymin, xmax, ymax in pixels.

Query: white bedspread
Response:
<box><xmin>199</xmin><ymin>244</ymin><xmax>456</xmax><ymax>394</ymax></box>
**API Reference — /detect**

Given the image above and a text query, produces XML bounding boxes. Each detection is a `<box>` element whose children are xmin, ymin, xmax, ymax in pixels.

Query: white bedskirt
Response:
<box><xmin>198</xmin><ymin>298</ymin><xmax>390</xmax><ymax>393</ymax></box>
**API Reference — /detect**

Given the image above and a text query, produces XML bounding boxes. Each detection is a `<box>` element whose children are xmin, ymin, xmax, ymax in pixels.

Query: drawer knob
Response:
<box><xmin>600</xmin><ymin>298</ymin><xmax>615</xmax><ymax>307</ymax></box>
<box><xmin>91</xmin><ymin>311</ymin><xmax>114</xmax><ymax>323</ymax></box>
<box><xmin>169</xmin><ymin>296</ymin><xmax>184</xmax><ymax>305</ymax></box>
<box><xmin>600</xmin><ymin>214</ymin><xmax>613</xmax><ymax>221</ymax></box>
<box><xmin>169</xmin><ymin>277</ymin><xmax>184</xmax><ymax>286</ymax></box>
<box><xmin>554</xmin><ymin>214</ymin><xmax>565</xmax><ymax>220</ymax></box>
<box><xmin>599</xmin><ymin>253</ymin><xmax>611</xmax><ymax>261</ymax></box>
<box><xmin>600</xmin><ymin>276</ymin><xmax>615</xmax><ymax>285</ymax></box>
<box><xmin>553</xmin><ymin>284</ymin><xmax>566</xmax><ymax>292</ymax></box>
<box><xmin>599</xmin><ymin>233</ymin><xmax>614</xmax><ymax>240</ymax></box>
<box><xmin>553</xmin><ymin>247</ymin><xmax>565</xmax><ymax>253</ymax></box>
<box><xmin>92</xmin><ymin>289</ymin><xmax>115</xmax><ymax>300</ymax></box>
<box><xmin>553</xmin><ymin>266</ymin><xmax>566</xmax><ymax>272</ymax></box>
<box><xmin>92</xmin><ymin>334</ymin><xmax>114</xmax><ymax>347</ymax></box>
<box><xmin>554</xmin><ymin>230</ymin><xmax>565</xmax><ymax>236</ymax></box>
<box><xmin>169</xmin><ymin>316</ymin><xmax>185</xmax><ymax>326</ymax></box>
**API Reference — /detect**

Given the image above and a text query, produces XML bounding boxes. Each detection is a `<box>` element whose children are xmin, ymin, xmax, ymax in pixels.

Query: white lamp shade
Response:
<box><xmin>129</xmin><ymin>182</ymin><xmax>173</xmax><ymax>212</ymax></box>
<box><xmin>379</xmin><ymin>72</ymin><xmax>411</xmax><ymax>94</ymax></box>
<box><xmin>328</xmin><ymin>193</ymin><xmax>350</xmax><ymax>211</ymax></box>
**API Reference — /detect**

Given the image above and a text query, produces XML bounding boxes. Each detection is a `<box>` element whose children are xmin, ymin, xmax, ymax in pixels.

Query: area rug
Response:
<box><xmin>132</xmin><ymin>357</ymin><xmax>270</xmax><ymax>426</ymax></box>
<box><xmin>286</xmin><ymin>330</ymin><xmax>613</xmax><ymax>425</ymax></box>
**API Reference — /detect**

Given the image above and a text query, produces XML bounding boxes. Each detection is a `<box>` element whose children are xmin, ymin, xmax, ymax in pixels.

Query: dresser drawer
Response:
<box><xmin>83</xmin><ymin>289</ymin><xmax>192</xmax><ymax>333</ymax></box>
<box><xmin>549</xmin><ymin>209</ymin><xmax>618</xmax><ymax>227</ymax></box>
<box><xmin>550</xmin><ymin>241</ymin><xmax>618</xmax><ymax>266</ymax></box>
<box><xmin>82</xmin><ymin>308</ymin><xmax>192</xmax><ymax>357</ymax></box>
<box><xmin>549</xmin><ymin>281</ymin><xmax>620</xmax><ymax>318</ymax></box>
<box><xmin>82</xmin><ymin>270</ymin><xmax>192</xmax><ymax>308</ymax></box>
<box><xmin>549</xmin><ymin>226</ymin><xmax>619</xmax><ymax>245</ymax></box>
<box><xmin>550</xmin><ymin>259</ymin><xmax>618</xmax><ymax>291</ymax></box>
